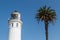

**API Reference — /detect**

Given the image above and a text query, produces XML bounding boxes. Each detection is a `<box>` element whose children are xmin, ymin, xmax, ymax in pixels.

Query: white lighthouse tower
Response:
<box><xmin>8</xmin><ymin>10</ymin><xmax>22</xmax><ymax>40</ymax></box>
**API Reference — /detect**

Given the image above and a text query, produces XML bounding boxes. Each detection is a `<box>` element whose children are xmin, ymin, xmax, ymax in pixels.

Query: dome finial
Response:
<box><xmin>14</xmin><ymin>10</ymin><xmax>18</xmax><ymax>12</ymax></box>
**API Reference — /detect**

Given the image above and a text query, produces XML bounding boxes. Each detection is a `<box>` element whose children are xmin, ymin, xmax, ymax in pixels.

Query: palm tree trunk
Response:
<box><xmin>45</xmin><ymin>21</ymin><xmax>48</xmax><ymax>40</ymax></box>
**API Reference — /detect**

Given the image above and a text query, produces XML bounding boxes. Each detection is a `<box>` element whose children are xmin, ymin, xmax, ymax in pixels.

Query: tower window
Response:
<box><xmin>16</xmin><ymin>23</ymin><xmax>18</xmax><ymax>27</ymax></box>
<box><xmin>12</xmin><ymin>23</ymin><xmax>13</xmax><ymax>27</ymax></box>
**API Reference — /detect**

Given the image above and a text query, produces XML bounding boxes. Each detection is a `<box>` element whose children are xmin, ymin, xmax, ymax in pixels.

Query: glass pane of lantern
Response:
<box><xmin>11</xmin><ymin>14</ymin><xmax>18</xmax><ymax>19</ymax></box>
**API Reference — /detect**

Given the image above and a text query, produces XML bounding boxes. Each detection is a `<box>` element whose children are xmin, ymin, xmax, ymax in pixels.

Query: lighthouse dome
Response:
<box><xmin>11</xmin><ymin>10</ymin><xmax>21</xmax><ymax>19</ymax></box>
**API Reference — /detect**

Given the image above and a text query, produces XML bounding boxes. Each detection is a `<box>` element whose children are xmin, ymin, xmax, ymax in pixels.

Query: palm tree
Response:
<box><xmin>35</xmin><ymin>5</ymin><xmax>56</xmax><ymax>40</ymax></box>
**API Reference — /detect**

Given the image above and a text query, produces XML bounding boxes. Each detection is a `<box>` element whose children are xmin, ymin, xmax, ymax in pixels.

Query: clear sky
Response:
<box><xmin>0</xmin><ymin>0</ymin><xmax>60</xmax><ymax>40</ymax></box>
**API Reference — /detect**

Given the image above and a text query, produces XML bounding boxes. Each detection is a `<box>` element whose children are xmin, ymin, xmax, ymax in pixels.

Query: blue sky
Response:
<box><xmin>0</xmin><ymin>0</ymin><xmax>60</xmax><ymax>40</ymax></box>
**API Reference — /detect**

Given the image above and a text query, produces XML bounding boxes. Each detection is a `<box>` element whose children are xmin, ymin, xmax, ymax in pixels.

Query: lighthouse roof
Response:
<box><xmin>12</xmin><ymin>10</ymin><xmax>20</xmax><ymax>14</ymax></box>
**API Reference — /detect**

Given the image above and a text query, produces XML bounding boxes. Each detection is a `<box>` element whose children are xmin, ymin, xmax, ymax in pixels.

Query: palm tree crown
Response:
<box><xmin>36</xmin><ymin>5</ymin><xmax>56</xmax><ymax>23</ymax></box>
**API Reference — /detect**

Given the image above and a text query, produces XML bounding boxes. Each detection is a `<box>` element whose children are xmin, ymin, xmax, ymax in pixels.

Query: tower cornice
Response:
<box><xmin>8</xmin><ymin>19</ymin><xmax>22</xmax><ymax>24</ymax></box>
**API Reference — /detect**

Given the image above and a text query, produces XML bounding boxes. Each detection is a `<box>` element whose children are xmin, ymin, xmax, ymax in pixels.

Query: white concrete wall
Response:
<box><xmin>8</xmin><ymin>27</ymin><xmax>21</xmax><ymax>40</ymax></box>
<box><xmin>8</xmin><ymin>19</ymin><xmax>22</xmax><ymax>40</ymax></box>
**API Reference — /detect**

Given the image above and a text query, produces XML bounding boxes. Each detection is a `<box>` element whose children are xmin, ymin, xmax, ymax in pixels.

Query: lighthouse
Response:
<box><xmin>8</xmin><ymin>10</ymin><xmax>22</xmax><ymax>40</ymax></box>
